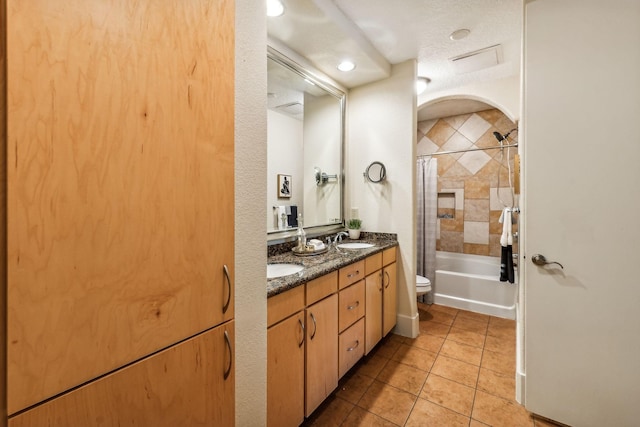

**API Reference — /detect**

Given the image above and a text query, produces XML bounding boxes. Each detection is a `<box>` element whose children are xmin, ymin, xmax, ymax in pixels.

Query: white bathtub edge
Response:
<box><xmin>434</xmin><ymin>293</ymin><xmax>516</xmax><ymax>320</ymax></box>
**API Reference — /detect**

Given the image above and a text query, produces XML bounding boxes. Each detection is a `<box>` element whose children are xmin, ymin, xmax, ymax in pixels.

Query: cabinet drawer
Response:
<box><xmin>338</xmin><ymin>260</ymin><xmax>365</xmax><ymax>290</ymax></box>
<box><xmin>338</xmin><ymin>318</ymin><xmax>365</xmax><ymax>378</ymax></box>
<box><xmin>268</xmin><ymin>285</ymin><xmax>305</xmax><ymax>327</ymax></box>
<box><xmin>365</xmin><ymin>252</ymin><xmax>382</xmax><ymax>276</ymax></box>
<box><xmin>338</xmin><ymin>280</ymin><xmax>365</xmax><ymax>333</ymax></box>
<box><xmin>382</xmin><ymin>247</ymin><xmax>397</xmax><ymax>266</ymax></box>
<box><xmin>306</xmin><ymin>271</ymin><xmax>338</xmax><ymax>306</ymax></box>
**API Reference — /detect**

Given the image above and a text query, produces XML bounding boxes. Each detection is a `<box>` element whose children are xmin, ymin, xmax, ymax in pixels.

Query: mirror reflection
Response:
<box><xmin>267</xmin><ymin>48</ymin><xmax>344</xmax><ymax>235</ymax></box>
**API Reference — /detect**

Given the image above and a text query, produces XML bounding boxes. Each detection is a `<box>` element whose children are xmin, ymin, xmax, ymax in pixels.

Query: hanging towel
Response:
<box><xmin>499</xmin><ymin>208</ymin><xmax>515</xmax><ymax>283</ymax></box>
<box><xmin>499</xmin><ymin>208</ymin><xmax>513</xmax><ymax>246</ymax></box>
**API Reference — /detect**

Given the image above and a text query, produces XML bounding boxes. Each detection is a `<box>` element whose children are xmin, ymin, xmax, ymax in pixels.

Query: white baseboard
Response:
<box><xmin>391</xmin><ymin>311</ymin><xmax>419</xmax><ymax>338</ymax></box>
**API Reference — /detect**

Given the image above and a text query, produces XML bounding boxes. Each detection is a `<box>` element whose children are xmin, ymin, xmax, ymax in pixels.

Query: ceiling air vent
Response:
<box><xmin>275</xmin><ymin>102</ymin><xmax>304</xmax><ymax>115</ymax></box>
<box><xmin>450</xmin><ymin>44</ymin><xmax>503</xmax><ymax>74</ymax></box>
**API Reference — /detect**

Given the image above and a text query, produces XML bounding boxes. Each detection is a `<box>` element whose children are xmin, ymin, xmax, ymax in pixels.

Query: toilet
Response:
<box><xmin>416</xmin><ymin>274</ymin><xmax>431</xmax><ymax>296</ymax></box>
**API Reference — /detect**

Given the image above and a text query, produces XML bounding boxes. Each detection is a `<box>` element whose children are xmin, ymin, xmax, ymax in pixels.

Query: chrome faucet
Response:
<box><xmin>333</xmin><ymin>231</ymin><xmax>349</xmax><ymax>244</ymax></box>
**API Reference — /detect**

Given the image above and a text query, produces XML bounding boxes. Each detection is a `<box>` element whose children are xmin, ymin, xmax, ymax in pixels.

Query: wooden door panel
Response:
<box><xmin>267</xmin><ymin>312</ymin><xmax>305</xmax><ymax>427</ymax></box>
<box><xmin>7</xmin><ymin>0</ymin><xmax>234</xmax><ymax>413</ymax></box>
<box><xmin>365</xmin><ymin>272</ymin><xmax>382</xmax><ymax>355</ymax></box>
<box><xmin>305</xmin><ymin>294</ymin><xmax>338</xmax><ymax>417</ymax></box>
<box><xmin>8</xmin><ymin>322</ymin><xmax>235</xmax><ymax>427</ymax></box>
<box><xmin>383</xmin><ymin>263</ymin><xmax>397</xmax><ymax>336</ymax></box>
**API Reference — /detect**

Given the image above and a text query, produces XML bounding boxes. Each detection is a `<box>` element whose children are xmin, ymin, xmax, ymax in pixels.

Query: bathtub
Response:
<box><xmin>433</xmin><ymin>251</ymin><xmax>517</xmax><ymax>319</ymax></box>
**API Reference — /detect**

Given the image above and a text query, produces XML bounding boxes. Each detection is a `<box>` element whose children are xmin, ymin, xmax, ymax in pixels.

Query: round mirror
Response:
<box><xmin>364</xmin><ymin>161</ymin><xmax>386</xmax><ymax>183</ymax></box>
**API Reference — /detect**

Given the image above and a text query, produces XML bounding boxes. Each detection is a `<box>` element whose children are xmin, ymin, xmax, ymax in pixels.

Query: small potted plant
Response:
<box><xmin>347</xmin><ymin>218</ymin><xmax>362</xmax><ymax>239</ymax></box>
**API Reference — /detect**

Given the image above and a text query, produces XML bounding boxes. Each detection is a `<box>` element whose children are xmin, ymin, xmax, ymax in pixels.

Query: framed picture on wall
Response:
<box><xmin>277</xmin><ymin>174</ymin><xmax>292</xmax><ymax>198</ymax></box>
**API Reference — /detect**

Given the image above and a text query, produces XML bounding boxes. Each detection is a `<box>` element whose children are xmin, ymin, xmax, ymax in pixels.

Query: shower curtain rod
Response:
<box><xmin>418</xmin><ymin>143</ymin><xmax>518</xmax><ymax>158</ymax></box>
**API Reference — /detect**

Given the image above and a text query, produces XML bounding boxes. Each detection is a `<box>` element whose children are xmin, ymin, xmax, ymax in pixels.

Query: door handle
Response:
<box><xmin>531</xmin><ymin>254</ymin><xmax>564</xmax><ymax>269</ymax></box>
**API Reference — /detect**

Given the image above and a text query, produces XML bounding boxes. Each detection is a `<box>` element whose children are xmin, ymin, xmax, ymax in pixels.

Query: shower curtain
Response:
<box><xmin>416</xmin><ymin>157</ymin><xmax>437</xmax><ymax>304</ymax></box>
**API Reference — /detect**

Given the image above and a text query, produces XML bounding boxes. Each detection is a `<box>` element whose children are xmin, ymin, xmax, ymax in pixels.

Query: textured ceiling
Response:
<box><xmin>267</xmin><ymin>0</ymin><xmax>522</xmax><ymax>114</ymax></box>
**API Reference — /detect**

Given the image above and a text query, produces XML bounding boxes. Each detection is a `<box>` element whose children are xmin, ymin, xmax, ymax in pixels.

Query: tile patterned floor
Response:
<box><xmin>303</xmin><ymin>303</ymin><xmax>565</xmax><ymax>427</ymax></box>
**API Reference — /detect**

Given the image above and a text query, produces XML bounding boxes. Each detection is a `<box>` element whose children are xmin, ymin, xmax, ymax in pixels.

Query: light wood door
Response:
<box><xmin>305</xmin><ymin>294</ymin><xmax>338</xmax><ymax>417</ymax></box>
<box><xmin>6</xmin><ymin>0</ymin><xmax>235</xmax><ymax>413</ymax></box>
<box><xmin>8</xmin><ymin>321</ymin><xmax>234</xmax><ymax>427</ymax></box>
<box><xmin>382</xmin><ymin>263</ymin><xmax>397</xmax><ymax>337</ymax></box>
<box><xmin>523</xmin><ymin>2</ymin><xmax>640</xmax><ymax>426</ymax></box>
<box><xmin>365</xmin><ymin>271</ymin><xmax>382</xmax><ymax>355</ymax></box>
<box><xmin>267</xmin><ymin>312</ymin><xmax>305</xmax><ymax>427</ymax></box>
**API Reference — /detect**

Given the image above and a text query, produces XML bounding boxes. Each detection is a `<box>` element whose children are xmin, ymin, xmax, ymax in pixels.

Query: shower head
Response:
<box><xmin>493</xmin><ymin>128</ymin><xmax>518</xmax><ymax>143</ymax></box>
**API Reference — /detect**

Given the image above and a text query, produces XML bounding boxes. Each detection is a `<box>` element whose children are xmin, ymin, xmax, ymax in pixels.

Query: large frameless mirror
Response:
<box><xmin>267</xmin><ymin>47</ymin><xmax>345</xmax><ymax>239</ymax></box>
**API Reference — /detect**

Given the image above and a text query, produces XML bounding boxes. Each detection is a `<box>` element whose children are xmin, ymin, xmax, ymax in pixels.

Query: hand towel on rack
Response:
<box><xmin>499</xmin><ymin>208</ymin><xmax>513</xmax><ymax>247</ymax></box>
<box><xmin>275</xmin><ymin>206</ymin><xmax>287</xmax><ymax>230</ymax></box>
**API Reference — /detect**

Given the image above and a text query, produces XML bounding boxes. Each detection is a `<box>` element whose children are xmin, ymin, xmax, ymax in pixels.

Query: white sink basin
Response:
<box><xmin>337</xmin><ymin>242</ymin><xmax>375</xmax><ymax>249</ymax></box>
<box><xmin>267</xmin><ymin>263</ymin><xmax>304</xmax><ymax>279</ymax></box>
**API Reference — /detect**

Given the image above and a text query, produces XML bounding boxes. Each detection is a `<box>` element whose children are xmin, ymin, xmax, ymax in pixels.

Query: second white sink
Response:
<box><xmin>267</xmin><ymin>263</ymin><xmax>304</xmax><ymax>279</ymax></box>
<box><xmin>337</xmin><ymin>242</ymin><xmax>375</xmax><ymax>249</ymax></box>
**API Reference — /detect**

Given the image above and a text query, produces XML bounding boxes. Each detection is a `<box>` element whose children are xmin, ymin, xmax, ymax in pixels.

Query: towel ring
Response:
<box><xmin>364</xmin><ymin>161</ymin><xmax>386</xmax><ymax>183</ymax></box>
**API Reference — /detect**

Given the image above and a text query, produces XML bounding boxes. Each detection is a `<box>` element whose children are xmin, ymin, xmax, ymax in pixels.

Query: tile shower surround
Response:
<box><xmin>417</xmin><ymin>109</ymin><xmax>518</xmax><ymax>257</ymax></box>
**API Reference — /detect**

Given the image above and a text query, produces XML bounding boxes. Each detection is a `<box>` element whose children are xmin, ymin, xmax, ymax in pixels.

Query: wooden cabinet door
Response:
<box><xmin>383</xmin><ymin>263</ymin><xmax>398</xmax><ymax>336</ymax></box>
<box><xmin>8</xmin><ymin>321</ymin><xmax>235</xmax><ymax>427</ymax></box>
<box><xmin>365</xmin><ymin>271</ymin><xmax>383</xmax><ymax>355</ymax></box>
<box><xmin>267</xmin><ymin>312</ymin><xmax>305</xmax><ymax>427</ymax></box>
<box><xmin>305</xmin><ymin>294</ymin><xmax>338</xmax><ymax>417</ymax></box>
<box><xmin>7</xmin><ymin>0</ymin><xmax>234</xmax><ymax>413</ymax></box>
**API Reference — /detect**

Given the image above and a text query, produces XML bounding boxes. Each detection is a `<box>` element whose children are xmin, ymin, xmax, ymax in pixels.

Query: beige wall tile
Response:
<box><xmin>459</xmin><ymin>113</ymin><xmax>491</xmax><ymax>143</ymax></box>
<box><xmin>465</xmin><ymin>179</ymin><xmax>490</xmax><ymax>199</ymax></box>
<box><xmin>463</xmin><ymin>221</ymin><xmax>489</xmax><ymax>244</ymax></box>
<box><xmin>444</xmin><ymin>113</ymin><xmax>471</xmax><ymax>130</ymax></box>
<box><xmin>440</xmin><ymin>231</ymin><xmax>463</xmax><ymax>252</ymax></box>
<box><xmin>476</xmin><ymin>109</ymin><xmax>504</xmax><ymax>125</ymax></box>
<box><xmin>464</xmin><ymin>199</ymin><xmax>489</xmax><ymax>221</ymax></box>
<box><xmin>464</xmin><ymin>243</ymin><xmax>490</xmax><ymax>256</ymax></box>
<box><xmin>427</xmin><ymin>119</ymin><xmax>456</xmax><ymax>147</ymax></box>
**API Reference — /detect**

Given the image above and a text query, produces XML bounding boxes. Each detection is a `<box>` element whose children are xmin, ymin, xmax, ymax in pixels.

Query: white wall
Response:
<box><xmin>235</xmin><ymin>0</ymin><xmax>267</xmax><ymax>425</ymax></box>
<box><xmin>347</xmin><ymin>60</ymin><xmax>419</xmax><ymax>337</ymax></box>
<box><xmin>267</xmin><ymin>110</ymin><xmax>303</xmax><ymax>230</ymax></box>
<box><xmin>418</xmin><ymin>75</ymin><xmax>521</xmax><ymax>123</ymax></box>
<box><xmin>303</xmin><ymin>94</ymin><xmax>342</xmax><ymax>227</ymax></box>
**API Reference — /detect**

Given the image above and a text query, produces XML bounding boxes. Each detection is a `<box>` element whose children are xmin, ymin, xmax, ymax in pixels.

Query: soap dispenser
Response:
<box><xmin>296</xmin><ymin>213</ymin><xmax>306</xmax><ymax>250</ymax></box>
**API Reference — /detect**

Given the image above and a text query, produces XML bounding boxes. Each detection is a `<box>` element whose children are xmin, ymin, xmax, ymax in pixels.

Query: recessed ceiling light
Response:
<box><xmin>266</xmin><ymin>0</ymin><xmax>284</xmax><ymax>17</ymax></box>
<box><xmin>416</xmin><ymin>77</ymin><xmax>431</xmax><ymax>95</ymax></box>
<box><xmin>449</xmin><ymin>28</ymin><xmax>471</xmax><ymax>41</ymax></box>
<box><xmin>337</xmin><ymin>60</ymin><xmax>356</xmax><ymax>72</ymax></box>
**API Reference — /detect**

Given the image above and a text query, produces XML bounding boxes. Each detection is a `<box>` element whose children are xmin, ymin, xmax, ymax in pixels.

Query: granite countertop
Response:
<box><xmin>267</xmin><ymin>237</ymin><xmax>398</xmax><ymax>298</ymax></box>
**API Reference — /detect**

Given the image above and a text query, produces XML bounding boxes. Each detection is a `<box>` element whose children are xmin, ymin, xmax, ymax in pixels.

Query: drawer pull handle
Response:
<box><xmin>310</xmin><ymin>312</ymin><xmax>317</xmax><ymax>340</ymax></box>
<box><xmin>223</xmin><ymin>330</ymin><xmax>233</xmax><ymax>380</ymax></box>
<box><xmin>347</xmin><ymin>301</ymin><xmax>360</xmax><ymax>310</ymax></box>
<box><xmin>347</xmin><ymin>340</ymin><xmax>360</xmax><ymax>352</ymax></box>
<box><xmin>384</xmin><ymin>271</ymin><xmax>390</xmax><ymax>289</ymax></box>
<box><xmin>347</xmin><ymin>270</ymin><xmax>360</xmax><ymax>279</ymax></box>
<box><xmin>298</xmin><ymin>318</ymin><xmax>305</xmax><ymax>348</ymax></box>
<box><xmin>223</xmin><ymin>265</ymin><xmax>232</xmax><ymax>314</ymax></box>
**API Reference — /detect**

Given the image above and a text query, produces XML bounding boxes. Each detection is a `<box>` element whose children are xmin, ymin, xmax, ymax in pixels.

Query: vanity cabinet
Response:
<box><xmin>267</xmin><ymin>285</ymin><xmax>306</xmax><ymax>427</ymax></box>
<box><xmin>365</xmin><ymin>247</ymin><xmax>398</xmax><ymax>354</ymax></box>
<box><xmin>9</xmin><ymin>322</ymin><xmax>235</xmax><ymax>427</ymax></box>
<box><xmin>382</xmin><ymin>251</ymin><xmax>398</xmax><ymax>336</ymax></box>
<box><xmin>6</xmin><ymin>0</ymin><xmax>235</xmax><ymax>421</ymax></box>
<box><xmin>266</xmin><ymin>248</ymin><xmax>397</xmax><ymax>422</ymax></box>
<box><xmin>305</xmin><ymin>274</ymin><xmax>339</xmax><ymax>417</ymax></box>
<box><xmin>338</xmin><ymin>279</ymin><xmax>365</xmax><ymax>377</ymax></box>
